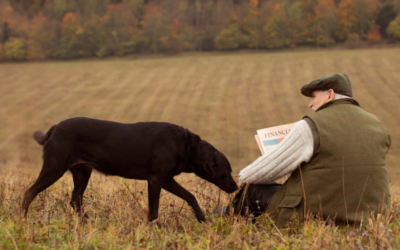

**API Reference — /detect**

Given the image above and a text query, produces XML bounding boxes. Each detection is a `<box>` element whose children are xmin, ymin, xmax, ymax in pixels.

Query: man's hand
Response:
<box><xmin>239</xmin><ymin>182</ymin><xmax>244</xmax><ymax>189</ymax></box>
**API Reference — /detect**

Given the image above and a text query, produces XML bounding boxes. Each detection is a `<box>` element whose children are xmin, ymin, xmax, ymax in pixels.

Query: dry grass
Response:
<box><xmin>1</xmin><ymin>168</ymin><xmax>400</xmax><ymax>249</ymax></box>
<box><xmin>1</xmin><ymin>48</ymin><xmax>400</xmax><ymax>249</ymax></box>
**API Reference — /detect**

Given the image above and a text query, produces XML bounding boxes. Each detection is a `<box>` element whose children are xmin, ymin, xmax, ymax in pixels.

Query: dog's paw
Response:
<box><xmin>148</xmin><ymin>217</ymin><xmax>162</xmax><ymax>228</ymax></box>
<box><xmin>196</xmin><ymin>214</ymin><xmax>206</xmax><ymax>223</ymax></box>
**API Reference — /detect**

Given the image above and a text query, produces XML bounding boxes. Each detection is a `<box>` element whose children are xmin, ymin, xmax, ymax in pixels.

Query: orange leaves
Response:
<box><xmin>0</xmin><ymin>0</ymin><xmax>393</xmax><ymax>59</ymax></box>
<box><xmin>248</xmin><ymin>0</ymin><xmax>258</xmax><ymax>9</ymax></box>
<box><xmin>313</xmin><ymin>0</ymin><xmax>338</xmax><ymax>45</ymax></box>
<box><xmin>242</xmin><ymin>0</ymin><xmax>262</xmax><ymax>48</ymax></box>
<box><xmin>337</xmin><ymin>0</ymin><xmax>357</xmax><ymax>39</ymax></box>
<box><xmin>101</xmin><ymin>3</ymin><xmax>125</xmax><ymax>23</ymax></box>
<box><xmin>31</xmin><ymin>11</ymin><xmax>46</xmax><ymax>24</ymax></box>
<box><xmin>63</xmin><ymin>12</ymin><xmax>76</xmax><ymax>23</ymax></box>
<box><xmin>0</xmin><ymin>5</ymin><xmax>28</xmax><ymax>34</ymax></box>
<box><xmin>338</xmin><ymin>0</ymin><xmax>379</xmax><ymax>40</ymax></box>
<box><xmin>367</xmin><ymin>28</ymin><xmax>381</xmax><ymax>41</ymax></box>
<box><xmin>141</xmin><ymin>4</ymin><xmax>163</xmax><ymax>31</ymax></box>
<box><xmin>169</xmin><ymin>18</ymin><xmax>181</xmax><ymax>37</ymax></box>
<box><xmin>314</xmin><ymin>0</ymin><xmax>336</xmax><ymax>19</ymax></box>
<box><xmin>145</xmin><ymin>4</ymin><xmax>162</xmax><ymax>17</ymax></box>
<box><xmin>248</xmin><ymin>0</ymin><xmax>259</xmax><ymax>17</ymax></box>
<box><xmin>338</xmin><ymin>0</ymin><xmax>354</xmax><ymax>21</ymax></box>
<box><xmin>272</xmin><ymin>2</ymin><xmax>284</xmax><ymax>13</ymax></box>
<box><xmin>62</xmin><ymin>12</ymin><xmax>83</xmax><ymax>35</ymax></box>
<box><xmin>107</xmin><ymin>3</ymin><xmax>123</xmax><ymax>13</ymax></box>
<box><xmin>0</xmin><ymin>5</ymin><xmax>14</xmax><ymax>22</ymax></box>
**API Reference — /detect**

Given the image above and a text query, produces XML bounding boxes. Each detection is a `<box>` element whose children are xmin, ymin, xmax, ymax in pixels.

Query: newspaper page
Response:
<box><xmin>254</xmin><ymin>122</ymin><xmax>296</xmax><ymax>183</ymax></box>
<box><xmin>255</xmin><ymin>123</ymin><xmax>295</xmax><ymax>155</ymax></box>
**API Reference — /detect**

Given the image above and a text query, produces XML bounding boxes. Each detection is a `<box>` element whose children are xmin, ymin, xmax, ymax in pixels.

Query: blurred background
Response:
<box><xmin>0</xmin><ymin>0</ymin><xmax>400</xmax><ymax>58</ymax></box>
<box><xmin>0</xmin><ymin>0</ymin><xmax>399</xmax><ymax>184</ymax></box>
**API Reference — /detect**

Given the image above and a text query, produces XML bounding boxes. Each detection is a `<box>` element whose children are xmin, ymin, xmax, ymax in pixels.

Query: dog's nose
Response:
<box><xmin>227</xmin><ymin>184</ymin><xmax>239</xmax><ymax>193</ymax></box>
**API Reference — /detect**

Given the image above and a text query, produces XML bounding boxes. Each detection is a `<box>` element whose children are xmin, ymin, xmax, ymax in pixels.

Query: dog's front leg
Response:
<box><xmin>162</xmin><ymin>179</ymin><xmax>206</xmax><ymax>222</ymax></box>
<box><xmin>147</xmin><ymin>180</ymin><xmax>162</xmax><ymax>222</ymax></box>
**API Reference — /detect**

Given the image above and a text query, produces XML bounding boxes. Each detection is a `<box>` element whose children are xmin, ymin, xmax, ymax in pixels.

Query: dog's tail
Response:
<box><xmin>33</xmin><ymin>125</ymin><xmax>57</xmax><ymax>146</ymax></box>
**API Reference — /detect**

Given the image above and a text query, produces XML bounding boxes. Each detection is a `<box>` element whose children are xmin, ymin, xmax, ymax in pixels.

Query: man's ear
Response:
<box><xmin>328</xmin><ymin>89</ymin><xmax>335</xmax><ymax>101</ymax></box>
<box><xmin>203</xmin><ymin>160</ymin><xmax>215</xmax><ymax>179</ymax></box>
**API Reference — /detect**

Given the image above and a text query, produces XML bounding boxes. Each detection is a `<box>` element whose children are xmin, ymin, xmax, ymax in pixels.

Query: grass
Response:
<box><xmin>1</xmin><ymin>48</ymin><xmax>400</xmax><ymax>249</ymax></box>
<box><xmin>1</xmin><ymin>168</ymin><xmax>400</xmax><ymax>249</ymax></box>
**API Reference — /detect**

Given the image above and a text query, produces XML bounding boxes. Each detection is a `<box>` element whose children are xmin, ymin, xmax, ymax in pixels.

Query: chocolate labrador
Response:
<box><xmin>23</xmin><ymin>117</ymin><xmax>238</xmax><ymax>222</ymax></box>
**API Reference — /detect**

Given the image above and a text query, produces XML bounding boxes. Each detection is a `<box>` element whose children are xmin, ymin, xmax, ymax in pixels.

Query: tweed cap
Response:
<box><xmin>301</xmin><ymin>73</ymin><xmax>352</xmax><ymax>97</ymax></box>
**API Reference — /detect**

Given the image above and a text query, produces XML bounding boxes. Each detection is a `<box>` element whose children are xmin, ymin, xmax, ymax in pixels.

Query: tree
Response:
<box><xmin>243</xmin><ymin>0</ymin><xmax>262</xmax><ymax>48</ymax></box>
<box><xmin>263</xmin><ymin>2</ymin><xmax>290</xmax><ymax>49</ymax></box>
<box><xmin>0</xmin><ymin>5</ymin><xmax>29</xmax><ymax>38</ymax></box>
<box><xmin>156</xmin><ymin>0</ymin><xmax>196</xmax><ymax>53</ymax></box>
<box><xmin>387</xmin><ymin>15</ymin><xmax>400</xmax><ymax>40</ymax></box>
<box><xmin>57</xmin><ymin>12</ymin><xmax>85</xmax><ymax>58</ymax></box>
<box><xmin>26</xmin><ymin>11</ymin><xmax>56</xmax><ymax>60</ymax></box>
<box><xmin>366</xmin><ymin>27</ymin><xmax>381</xmax><ymax>41</ymax></box>
<box><xmin>168</xmin><ymin>17</ymin><xmax>196</xmax><ymax>52</ymax></box>
<box><xmin>314</xmin><ymin>0</ymin><xmax>338</xmax><ymax>46</ymax></box>
<box><xmin>286</xmin><ymin>1</ymin><xmax>302</xmax><ymax>47</ymax></box>
<box><xmin>97</xmin><ymin>3</ymin><xmax>138</xmax><ymax>56</ymax></box>
<box><xmin>4</xmin><ymin>37</ymin><xmax>26</xmax><ymax>60</ymax></box>
<box><xmin>8</xmin><ymin>0</ymin><xmax>43</xmax><ymax>18</ymax></box>
<box><xmin>376</xmin><ymin>3</ymin><xmax>397</xmax><ymax>37</ymax></box>
<box><xmin>141</xmin><ymin>4</ymin><xmax>167</xmax><ymax>54</ymax></box>
<box><xmin>352</xmin><ymin>0</ymin><xmax>379</xmax><ymax>39</ymax></box>
<box><xmin>337</xmin><ymin>0</ymin><xmax>357</xmax><ymax>40</ymax></box>
<box><xmin>215</xmin><ymin>24</ymin><xmax>247</xmax><ymax>50</ymax></box>
<box><xmin>393</xmin><ymin>0</ymin><xmax>400</xmax><ymax>14</ymax></box>
<box><xmin>53</xmin><ymin>0</ymin><xmax>68</xmax><ymax>19</ymax></box>
<box><xmin>192</xmin><ymin>0</ymin><xmax>219</xmax><ymax>51</ymax></box>
<box><xmin>296</xmin><ymin>0</ymin><xmax>318</xmax><ymax>44</ymax></box>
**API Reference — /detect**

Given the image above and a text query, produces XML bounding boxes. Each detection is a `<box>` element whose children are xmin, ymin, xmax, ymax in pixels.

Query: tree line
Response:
<box><xmin>0</xmin><ymin>0</ymin><xmax>400</xmax><ymax>60</ymax></box>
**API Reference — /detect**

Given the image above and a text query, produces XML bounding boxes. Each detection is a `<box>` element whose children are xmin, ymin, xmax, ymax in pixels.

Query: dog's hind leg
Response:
<box><xmin>147</xmin><ymin>180</ymin><xmax>162</xmax><ymax>222</ymax></box>
<box><xmin>162</xmin><ymin>179</ymin><xmax>206</xmax><ymax>222</ymax></box>
<box><xmin>22</xmin><ymin>159</ymin><xmax>67</xmax><ymax>216</ymax></box>
<box><xmin>69</xmin><ymin>165</ymin><xmax>92</xmax><ymax>218</ymax></box>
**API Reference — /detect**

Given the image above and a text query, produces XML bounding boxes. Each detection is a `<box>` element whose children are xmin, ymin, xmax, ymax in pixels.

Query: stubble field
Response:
<box><xmin>0</xmin><ymin>48</ymin><xmax>400</xmax><ymax>249</ymax></box>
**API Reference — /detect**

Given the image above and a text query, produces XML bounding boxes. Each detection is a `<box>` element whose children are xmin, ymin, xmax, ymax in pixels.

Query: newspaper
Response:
<box><xmin>255</xmin><ymin>123</ymin><xmax>295</xmax><ymax>155</ymax></box>
<box><xmin>254</xmin><ymin>122</ymin><xmax>296</xmax><ymax>183</ymax></box>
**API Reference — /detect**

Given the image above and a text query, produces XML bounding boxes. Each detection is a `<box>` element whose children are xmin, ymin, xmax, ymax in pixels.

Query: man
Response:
<box><xmin>216</xmin><ymin>73</ymin><xmax>391</xmax><ymax>227</ymax></box>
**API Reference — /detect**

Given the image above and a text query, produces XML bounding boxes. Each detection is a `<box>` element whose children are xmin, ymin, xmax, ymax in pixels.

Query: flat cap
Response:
<box><xmin>301</xmin><ymin>73</ymin><xmax>352</xmax><ymax>97</ymax></box>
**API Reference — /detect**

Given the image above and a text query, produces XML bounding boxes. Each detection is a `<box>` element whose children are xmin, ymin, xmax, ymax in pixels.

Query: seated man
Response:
<box><xmin>216</xmin><ymin>73</ymin><xmax>391</xmax><ymax>227</ymax></box>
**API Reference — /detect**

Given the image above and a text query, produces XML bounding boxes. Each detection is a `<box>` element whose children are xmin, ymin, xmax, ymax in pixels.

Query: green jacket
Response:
<box><xmin>266</xmin><ymin>99</ymin><xmax>391</xmax><ymax>227</ymax></box>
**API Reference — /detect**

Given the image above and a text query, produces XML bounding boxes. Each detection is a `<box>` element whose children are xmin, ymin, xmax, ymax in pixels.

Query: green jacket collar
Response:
<box><xmin>315</xmin><ymin>98</ymin><xmax>360</xmax><ymax>112</ymax></box>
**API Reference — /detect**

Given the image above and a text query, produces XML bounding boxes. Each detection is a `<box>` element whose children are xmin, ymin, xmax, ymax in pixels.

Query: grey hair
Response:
<box><xmin>321</xmin><ymin>90</ymin><xmax>351</xmax><ymax>100</ymax></box>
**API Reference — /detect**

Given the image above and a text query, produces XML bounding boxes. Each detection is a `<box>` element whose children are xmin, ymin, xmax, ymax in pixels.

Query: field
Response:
<box><xmin>0</xmin><ymin>48</ymin><xmax>400</xmax><ymax>249</ymax></box>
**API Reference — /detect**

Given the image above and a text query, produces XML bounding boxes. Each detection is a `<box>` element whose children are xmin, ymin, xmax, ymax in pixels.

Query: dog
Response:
<box><xmin>23</xmin><ymin>117</ymin><xmax>238</xmax><ymax>222</ymax></box>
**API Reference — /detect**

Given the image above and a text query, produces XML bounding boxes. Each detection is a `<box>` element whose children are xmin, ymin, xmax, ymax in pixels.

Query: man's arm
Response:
<box><xmin>239</xmin><ymin>119</ymin><xmax>316</xmax><ymax>185</ymax></box>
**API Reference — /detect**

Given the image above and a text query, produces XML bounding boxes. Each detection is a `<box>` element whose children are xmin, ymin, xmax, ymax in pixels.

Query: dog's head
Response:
<box><xmin>194</xmin><ymin>140</ymin><xmax>238</xmax><ymax>193</ymax></box>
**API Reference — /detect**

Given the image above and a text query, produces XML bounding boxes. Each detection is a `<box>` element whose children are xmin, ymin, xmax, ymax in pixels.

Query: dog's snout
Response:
<box><xmin>226</xmin><ymin>184</ymin><xmax>238</xmax><ymax>193</ymax></box>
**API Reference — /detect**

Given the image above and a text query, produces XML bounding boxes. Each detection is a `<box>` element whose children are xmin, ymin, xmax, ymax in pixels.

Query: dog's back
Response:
<box><xmin>35</xmin><ymin>117</ymin><xmax>190</xmax><ymax>179</ymax></box>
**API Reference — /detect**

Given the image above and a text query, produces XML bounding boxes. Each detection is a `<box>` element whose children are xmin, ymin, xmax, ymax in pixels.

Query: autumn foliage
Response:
<box><xmin>0</xmin><ymin>0</ymin><xmax>398</xmax><ymax>60</ymax></box>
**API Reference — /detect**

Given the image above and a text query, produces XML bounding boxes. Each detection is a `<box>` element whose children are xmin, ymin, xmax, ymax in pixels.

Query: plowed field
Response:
<box><xmin>1</xmin><ymin>48</ymin><xmax>399</xmax><ymax>180</ymax></box>
<box><xmin>1</xmin><ymin>48</ymin><xmax>400</xmax><ymax>249</ymax></box>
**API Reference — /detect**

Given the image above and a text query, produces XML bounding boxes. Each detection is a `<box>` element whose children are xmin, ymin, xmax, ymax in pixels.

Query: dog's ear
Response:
<box><xmin>203</xmin><ymin>159</ymin><xmax>216</xmax><ymax>179</ymax></box>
